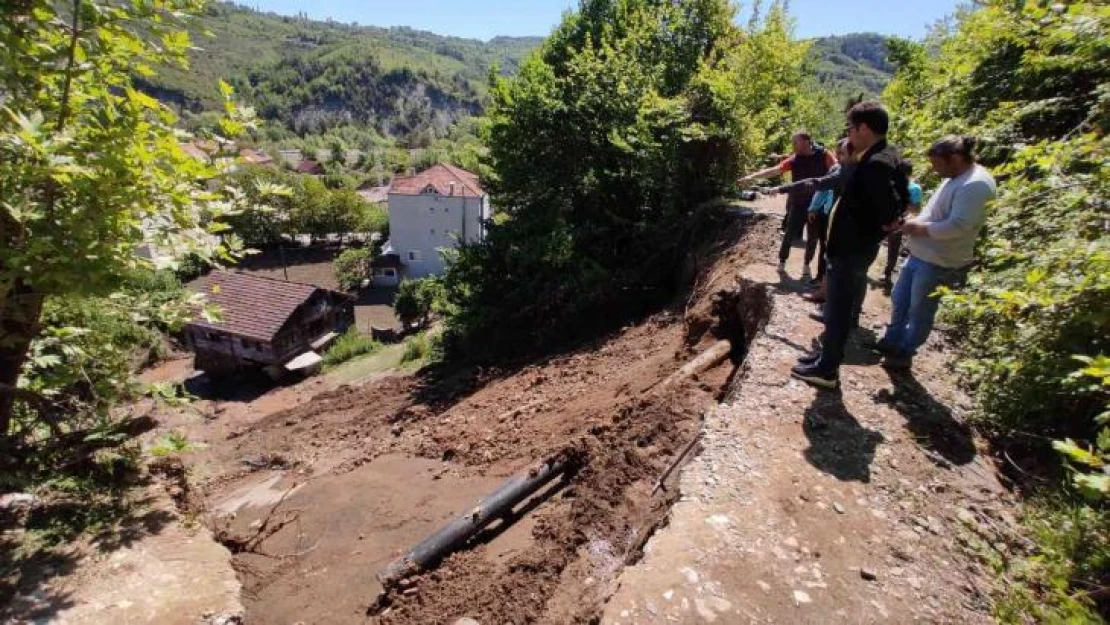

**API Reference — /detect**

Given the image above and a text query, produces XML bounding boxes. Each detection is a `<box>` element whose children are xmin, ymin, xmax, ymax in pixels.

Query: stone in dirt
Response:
<box><xmin>793</xmin><ymin>590</ymin><xmax>813</xmax><ymax>605</ymax></box>
<box><xmin>860</xmin><ymin>568</ymin><xmax>878</xmax><ymax>581</ymax></box>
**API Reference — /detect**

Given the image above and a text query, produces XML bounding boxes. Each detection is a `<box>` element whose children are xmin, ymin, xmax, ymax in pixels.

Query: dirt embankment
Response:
<box><xmin>186</xmin><ymin>213</ymin><xmax>778</xmax><ymax>624</ymax></box>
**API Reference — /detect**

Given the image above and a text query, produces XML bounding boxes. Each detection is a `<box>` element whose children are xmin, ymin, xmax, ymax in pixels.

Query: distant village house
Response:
<box><xmin>185</xmin><ymin>271</ymin><xmax>354</xmax><ymax>376</ymax></box>
<box><xmin>382</xmin><ymin>163</ymin><xmax>491</xmax><ymax>279</ymax></box>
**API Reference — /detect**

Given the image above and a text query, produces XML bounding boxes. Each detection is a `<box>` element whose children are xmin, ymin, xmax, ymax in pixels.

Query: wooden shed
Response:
<box><xmin>185</xmin><ymin>271</ymin><xmax>354</xmax><ymax>376</ymax></box>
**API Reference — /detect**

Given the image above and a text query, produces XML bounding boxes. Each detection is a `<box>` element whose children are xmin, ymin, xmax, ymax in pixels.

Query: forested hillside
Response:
<box><xmin>146</xmin><ymin>3</ymin><xmax>891</xmax><ymax>149</ymax></box>
<box><xmin>808</xmin><ymin>32</ymin><xmax>894</xmax><ymax>98</ymax></box>
<box><xmin>143</xmin><ymin>2</ymin><xmax>539</xmax><ymax>148</ymax></box>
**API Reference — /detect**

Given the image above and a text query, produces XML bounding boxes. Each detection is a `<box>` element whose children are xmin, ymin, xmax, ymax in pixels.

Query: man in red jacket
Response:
<box><xmin>741</xmin><ymin>132</ymin><xmax>837</xmax><ymax>274</ymax></box>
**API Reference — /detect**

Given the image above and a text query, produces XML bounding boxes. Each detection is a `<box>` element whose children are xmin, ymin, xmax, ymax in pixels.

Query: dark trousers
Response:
<box><xmin>814</xmin><ymin>213</ymin><xmax>828</xmax><ymax>280</ymax></box>
<box><xmin>779</xmin><ymin>198</ymin><xmax>820</xmax><ymax>265</ymax></box>
<box><xmin>816</xmin><ymin>247</ymin><xmax>879</xmax><ymax>374</ymax></box>
<box><xmin>884</xmin><ymin>231</ymin><xmax>903</xmax><ymax>280</ymax></box>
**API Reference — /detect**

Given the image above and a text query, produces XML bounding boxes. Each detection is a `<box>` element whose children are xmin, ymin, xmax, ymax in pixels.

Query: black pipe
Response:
<box><xmin>377</xmin><ymin>455</ymin><xmax>570</xmax><ymax>588</ymax></box>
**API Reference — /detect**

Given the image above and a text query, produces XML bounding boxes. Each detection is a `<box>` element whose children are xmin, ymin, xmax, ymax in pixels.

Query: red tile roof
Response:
<box><xmin>389</xmin><ymin>163</ymin><xmax>484</xmax><ymax>198</ymax></box>
<box><xmin>188</xmin><ymin>271</ymin><xmax>333</xmax><ymax>342</ymax></box>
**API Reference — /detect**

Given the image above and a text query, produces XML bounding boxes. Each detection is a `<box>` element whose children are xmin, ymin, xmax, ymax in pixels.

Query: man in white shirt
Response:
<box><xmin>876</xmin><ymin>135</ymin><xmax>997</xmax><ymax>368</ymax></box>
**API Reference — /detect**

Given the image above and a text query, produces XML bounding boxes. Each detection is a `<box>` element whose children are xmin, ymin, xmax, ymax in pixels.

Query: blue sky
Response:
<box><xmin>243</xmin><ymin>0</ymin><xmax>963</xmax><ymax>41</ymax></box>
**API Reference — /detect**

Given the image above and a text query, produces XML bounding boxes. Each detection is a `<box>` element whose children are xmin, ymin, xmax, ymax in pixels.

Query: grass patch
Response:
<box><xmin>401</xmin><ymin>332</ymin><xmax>441</xmax><ymax>366</ymax></box>
<box><xmin>322</xmin><ymin>329</ymin><xmax>382</xmax><ymax>368</ymax></box>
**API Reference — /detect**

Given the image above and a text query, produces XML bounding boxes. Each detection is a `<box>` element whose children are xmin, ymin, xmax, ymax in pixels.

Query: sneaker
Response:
<box><xmin>881</xmin><ymin>350</ymin><xmax>913</xmax><ymax>370</ymax></box>
<box><xmin>796</xmin><ymin>352</ymin><xmax>821</xmax><ymax>365</ymax></box>
<box><xmin>791</xmin><ymin>363</ymin><xmax>839</xmax><ymax>389</ymax></box>
<box><xmin>809</xmin><ymin>311</ymin><xmax>825</xmax><ymax>323</ymax></box>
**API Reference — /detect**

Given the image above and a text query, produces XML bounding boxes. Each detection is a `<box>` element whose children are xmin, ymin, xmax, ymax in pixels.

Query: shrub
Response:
<box><xmin>395</xmin><ymin>277</ymin><xmax>444</xmax><ymax>329</ymax></box>
<box><xmin>401</xmin><ymin>332</ymin><xmax>441</xmax><ymax>365</ymax></box>
<box><xmin>322</xmin><ymin>329</ymin><xmax>381</xmax><ymax>367</ymax></box>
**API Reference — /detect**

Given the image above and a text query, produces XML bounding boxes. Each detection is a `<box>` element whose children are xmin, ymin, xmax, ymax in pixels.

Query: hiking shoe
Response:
<box><xmin>796</xmin><ymin>352</ymin><xmax>821</xmax><ymax>365</ymax></box>
<box><xmin>881</xmin><ymin>350</ymin><xmax>913</xmax><ymax>370</ymax></box>
<box><xmin>791</xmin><ymin>363</ymin><xmax>839</xmax><ymax>389</ymax></box>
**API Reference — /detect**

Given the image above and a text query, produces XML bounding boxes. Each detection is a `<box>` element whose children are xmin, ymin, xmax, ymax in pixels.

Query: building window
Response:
<box><xmin>408</xmin><ymin>250</ymin><xmax>423</xmax><ymax>262</ymax></box>
<box><xmin>207</xmin><ymin>332</ymin><xmax>221</xmax><ymax>341</ymax></box>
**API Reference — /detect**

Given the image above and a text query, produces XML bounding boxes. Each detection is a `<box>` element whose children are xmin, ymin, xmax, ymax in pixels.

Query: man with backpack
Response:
<box><xmin>791</xmin><ymin>102</ymin><xmax>906</xmax><ymax>390</ymax></box>
<box><xmin>740</xmin><ymin>131</ymin><xmax>836</xmax><ymax>275</ymax></box>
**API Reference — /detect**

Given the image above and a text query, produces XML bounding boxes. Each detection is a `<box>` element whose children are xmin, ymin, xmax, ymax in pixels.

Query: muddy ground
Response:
<box><xmin>156</xmin><ymin>213</ymin><xmax>780</xmax><ymax>624</ymax></box>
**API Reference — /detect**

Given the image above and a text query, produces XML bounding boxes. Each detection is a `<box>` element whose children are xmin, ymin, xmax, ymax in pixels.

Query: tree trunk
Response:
<box><xmin>0</xmin><ymin>280</ymin><xmax>44</xmax><ymax>438</ymax></box>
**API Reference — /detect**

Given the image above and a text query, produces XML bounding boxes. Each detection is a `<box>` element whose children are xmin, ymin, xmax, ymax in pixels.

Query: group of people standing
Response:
<box><xmin>739</xmin><ymin>101</ymin><xmax>997</xmax><ymax>390</ymax></box>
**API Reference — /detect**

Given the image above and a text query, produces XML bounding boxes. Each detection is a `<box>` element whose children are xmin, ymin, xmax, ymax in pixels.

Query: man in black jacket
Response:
<box><xmin>792</xmin><ymin>102</ymin><xmax>906</xmax><ymax>389</ymax></box>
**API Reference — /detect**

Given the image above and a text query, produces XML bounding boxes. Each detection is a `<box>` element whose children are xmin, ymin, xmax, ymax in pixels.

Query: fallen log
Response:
<box><xmin>377</xmin><ymin>453</ymin><xmax>573</xmax><ymax>589</ymax></box>
<box><xmin>657</xmin><ymin>339</ymin><xmax>733</xmax><ymax>390</ymax></box>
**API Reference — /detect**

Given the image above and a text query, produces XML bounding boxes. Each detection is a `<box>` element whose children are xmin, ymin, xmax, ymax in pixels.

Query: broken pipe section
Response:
<box><xmin>377</xmin><ymin>452</ymin><xmax>575</xmax><ymax>590</ymax></box>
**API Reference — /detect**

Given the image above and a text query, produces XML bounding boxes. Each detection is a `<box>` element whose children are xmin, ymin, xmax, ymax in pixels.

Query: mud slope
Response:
<box><xmin>199</xmin><ymin>213</ymin><xmax>778</xmax><ymax>624</ymax></box>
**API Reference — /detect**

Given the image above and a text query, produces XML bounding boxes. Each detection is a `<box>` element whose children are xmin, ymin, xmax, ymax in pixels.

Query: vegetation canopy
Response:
<box><xmin>440</xmin><ymin>0</ymin><xmax>812</xmax><ymax>360</ymax></box>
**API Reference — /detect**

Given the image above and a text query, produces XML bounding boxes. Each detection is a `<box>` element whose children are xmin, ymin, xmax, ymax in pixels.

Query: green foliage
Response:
<box><xmin>395</xmin><ymin>278</ymin><xmax>444</xmax><ymax>329</ymax></box>
<box><xmin>225</xmin><ymin>165</ymin><xmax>385</xmax><ymax>245</ymax></box>
<box><xmin>333</xmin><ymin>247</ymin><xmax>371</xmax><ymax>291</ymax></box>
<box><xmin>882</xmin><ymin>2</ymin><xmax>1110</xmax><ymax>617</ymax></box>
<box><xmin>441</xmin><ymin>0</ymin><xmax>807</xmax><ymax>360</ymax></box>
<box><xmin>149</xmin><ymin>431</ymin><xmax>202</xmax><ymax>457</ymax></box>
<box><xmin>885</xmin><ymin>0</ymin><xmax>1110</xmax><ymax>440</ymax></box>
<box><xmin>992</xmin><ymin>501</ymin><xmax>1109</xmax><ymax>623</ymax></box>
<box><xmin>322</xmin><ymin>329</ymin><xmax>382</xmax><ymax>367</ymax></box>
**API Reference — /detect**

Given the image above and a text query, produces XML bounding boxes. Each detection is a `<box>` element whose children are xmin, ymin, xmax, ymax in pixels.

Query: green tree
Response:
<box><xmin>333</xmin><ymin>247</ymin><xmax>371</xmax><ymax>291</ymax></box>
<box><xmin>441</xmin><ymin>0</ymin><xmax>806</xmax><ymax>359</ymax></box>
<box><xmin>0</xmin><ymin>1</ymin><xmax>246</xmax><ymax>439</ymax></box>
<box><xmin>395</xmin><ymin>278</ymin><xmax>443</xmax><ymax>329</ymax></box>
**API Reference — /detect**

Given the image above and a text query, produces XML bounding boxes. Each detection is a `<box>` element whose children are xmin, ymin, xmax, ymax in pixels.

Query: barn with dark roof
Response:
<box><xmin>185</xmin><ymin>271</ymin><xmax>354</xmax><ymax>375</ymax></box>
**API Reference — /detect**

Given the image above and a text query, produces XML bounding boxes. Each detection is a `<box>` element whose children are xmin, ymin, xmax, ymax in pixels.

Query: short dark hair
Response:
<box><xmin>847</xmin><ymin>101</ymin><xmax>889</xmax><ymax>136</ymax></box>
<box><xmin>927</xmin><ymin>135</ymin><xmax>977</xmax><ymax>162</ymax></box>
<box><xmin>897</xmin><ymin>159</ymin><xmax>913</xmax><ymax>176</ymax></box>
<box><xmin>792</xmin><ymin>131</ymin><xmax>812</xmax><ymax>143</ymax></box>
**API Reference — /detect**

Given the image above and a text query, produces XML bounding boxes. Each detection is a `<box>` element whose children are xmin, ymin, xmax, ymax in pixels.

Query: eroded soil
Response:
<box><xmin>160</xmin><ymin>213</ymin><xmax>780</xmax><ymax>624</ymax></box>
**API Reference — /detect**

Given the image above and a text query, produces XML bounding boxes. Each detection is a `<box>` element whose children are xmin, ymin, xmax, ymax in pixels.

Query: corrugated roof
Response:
<box><xmin>188</xmin><ymin>271</ymin><xmax>324</xmax><ymax>342</ymax></box>
<box><xmin>389</xmin><ymin>163</ymin><xmax>484</xmax><ymax>198</ymax></box>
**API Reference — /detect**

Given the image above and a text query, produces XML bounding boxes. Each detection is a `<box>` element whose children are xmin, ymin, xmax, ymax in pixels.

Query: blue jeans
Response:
<box><xmin>816</xmin><ymin>247</ymin><xmax>879</xmax><ymax>374</ymax></box>
<box><xmin>882</xmin><ymin>255</ymin><xmax>967</xmax><ymax>355</ymax></box>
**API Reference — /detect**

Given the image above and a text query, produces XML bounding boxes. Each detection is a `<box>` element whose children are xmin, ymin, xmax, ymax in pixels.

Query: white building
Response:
<box><xmin>383</xmin><ymin>164</ymin><xmax>491</xmax><ymax>279</ymax></box>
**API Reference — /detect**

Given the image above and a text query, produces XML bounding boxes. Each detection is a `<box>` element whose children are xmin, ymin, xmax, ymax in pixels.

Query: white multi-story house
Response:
<box><xmin>381</xmin><ymin>164</ymin><xmax>491</xmax><ymax>279</ymax></box>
